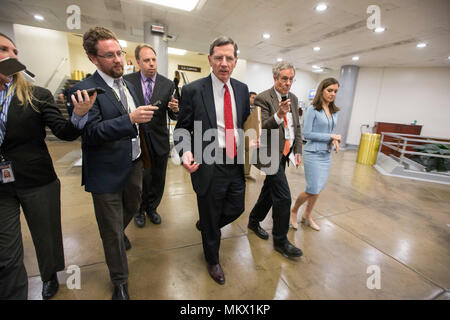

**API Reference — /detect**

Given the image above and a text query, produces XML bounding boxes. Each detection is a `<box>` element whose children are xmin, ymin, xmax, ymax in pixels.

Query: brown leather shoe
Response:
<box><xmin>207</xmin><ymin>263</ymin><xmax>225</xmax><ymax>285</ymax></box>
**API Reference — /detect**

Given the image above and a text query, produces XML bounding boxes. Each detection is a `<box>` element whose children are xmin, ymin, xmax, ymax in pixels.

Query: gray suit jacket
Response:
<box><xmin>254</xmin><ymin>87</ymin><xmax>302</xmax><ymax>171</ymax></box>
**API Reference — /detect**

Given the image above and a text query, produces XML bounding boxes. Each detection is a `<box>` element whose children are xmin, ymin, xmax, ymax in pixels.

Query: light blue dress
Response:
<box><xmin>302</xmin><ymin>106</ymin><xmax>339</xmax><ymax>194</ymax></box>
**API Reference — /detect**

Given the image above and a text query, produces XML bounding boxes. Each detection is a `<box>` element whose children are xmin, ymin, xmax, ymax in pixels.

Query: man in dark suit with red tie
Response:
<box><xmin>124</xmin><ymin>44</ymin><xmax>178</xmax><ymax>227</ymax></box>
<box><xmin>174</xmin><ymin>36</ymin><xmax>250</xmax><ymax>285</ymax></box>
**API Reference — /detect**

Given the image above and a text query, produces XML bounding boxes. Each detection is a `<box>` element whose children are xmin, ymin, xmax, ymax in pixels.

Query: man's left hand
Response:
<box><xmin>168</xmin><ymin>96</ymin><xmax>179</xmax><ymax>113</ymax></box>
<box><xmin>295</xmin><ymin>153</ymin><xmax>302</xmax><ymax>166</ymax></box>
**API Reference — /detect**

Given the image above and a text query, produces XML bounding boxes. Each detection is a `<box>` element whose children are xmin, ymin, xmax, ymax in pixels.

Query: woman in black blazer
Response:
<box><xmin>0</xmin><ymin>33</ymin><xmax>95</xmax><ymax>300</ymax></box>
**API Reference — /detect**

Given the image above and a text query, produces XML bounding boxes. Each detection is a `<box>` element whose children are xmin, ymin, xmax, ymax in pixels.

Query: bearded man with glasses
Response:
<box><xmin>68</xmin><ymin>27</ymin><xmax>157</xmax><ymax>300</ymax></box>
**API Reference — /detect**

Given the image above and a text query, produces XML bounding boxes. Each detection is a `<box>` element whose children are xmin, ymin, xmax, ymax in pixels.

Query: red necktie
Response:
<box><xmin>283</xmin><ymin>115</ymin><xmax>291</xmax><ymax>156</ymax></box>
<box><xmin>224</xmin><ymin>84</ymin><xmax>236</xmax><ymax>158</ymax></box>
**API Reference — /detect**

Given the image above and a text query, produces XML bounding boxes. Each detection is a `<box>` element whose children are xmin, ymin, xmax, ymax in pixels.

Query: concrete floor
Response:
<box><xmin>23</xmin><ymin>140</ymin><xmax>450</xmax><ymax>300</ymax></box>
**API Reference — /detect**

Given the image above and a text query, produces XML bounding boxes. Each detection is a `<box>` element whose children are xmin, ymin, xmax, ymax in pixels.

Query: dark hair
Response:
<box><xmin>135</xmin><ymin>44</ymin><xmax>156</xmax><ymax>61</ymax></box>
<box><xmin>209</xmin><ymin>36</ymin><xmax>238</xmax><ymax>58</ymax></box>
<box><xmin>312</xmin><ymin>77</ymin><xmax>340</xmax><ymax>114</ymax></box>
<box><xmin>83</xmin><ymin>27</ymin><xmax>118</xmax><ymax>56</ymax></box>
<box><xmin>249</xmin><ymin>91</ymin><xmax>257</xmax><ymax>96</ymax></box>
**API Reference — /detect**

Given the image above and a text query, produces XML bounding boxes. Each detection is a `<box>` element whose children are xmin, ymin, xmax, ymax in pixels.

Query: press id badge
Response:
<box><xmin>0</xmin><ymin>161</ymin><xmax>15</xmax><ymax>184</ymax></box>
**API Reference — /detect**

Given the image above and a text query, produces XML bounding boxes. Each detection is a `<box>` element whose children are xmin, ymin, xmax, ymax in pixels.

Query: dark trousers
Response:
<box><xmin>196</xmin><ymin>164</ymin><xmax>245</xmax><ymax>265</ymax></box>
<box><xmin>249</xmin><ymin>157</ymin><xmax>291</xmax><ymax>244</ymax></box>
<box><xmin>91</xmin><ymin>159</ymin><xmax>142</xmax><ymax>285</ymax></box>
<box><xmin>140</xmin><ymin>153</ymin><xmax>168</xmax><ymax>213</ymax></box>
<box><xmin>0</xmin><ymin>179</ymin><xmax>64</xmax><ymax>300</ymax></box>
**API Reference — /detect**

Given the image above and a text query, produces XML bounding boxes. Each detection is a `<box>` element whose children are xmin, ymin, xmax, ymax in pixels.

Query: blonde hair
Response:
<box><xmin>11</xmin><ymin>72</ymin><xmax>39</xmax><ymax>112</ymax></box>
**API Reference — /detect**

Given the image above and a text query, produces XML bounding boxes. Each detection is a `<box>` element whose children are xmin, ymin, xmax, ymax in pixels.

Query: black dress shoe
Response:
<box><xmin>274</xmin><ymin>240</ymin><xmax>303</xmax><ymax>258</ymax></box>
<box><xmin>148</xmin><ymin>211</ymin><xmax>161</xmax><ymax>224</ymax></box>
<box><xmin>124</xmin><ymin>234</ymin><xmax>131</xmax><ymax>251</ymax></box>
<box><xmin>134</xmin><ymin>212</ymin><xmax>146</xmax><ymax>228</ymax></box>
<box><xmin>196</xmin><ymin>220</ymin><xmax>201</xmax><ymax>232</ymax></box>
<box><xmin>248</xmin><ymin>222</ymin><xmax>269</xmax><ymax>240</ymax></box>
<box><xmin>42</xmin><ymin>273</ymin><xmax>59</xmax><ymax>300</ymax></box>
<box><xmin>112</xmin><ymin>283</ymin><xmax>129</xmax><ymax>300</ymax></box>
<box><xmin>207</xmin><ymin>264</ymin><xmax>225</xmax><ymax>285</ymax></box>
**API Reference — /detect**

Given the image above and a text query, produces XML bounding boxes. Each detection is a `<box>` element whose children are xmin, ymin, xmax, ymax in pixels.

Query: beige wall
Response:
<box><xmin>167</xmin><ymin>53</ymin><xmax>211</xmax><ymax>86</ymax></box>
<box><xmin>14</xmin><ymin>24</ymin><xmax>71</xmax><ymax>93</ymax></box>
<box><xmin>347</xmin><ymin>67</ymin><xmax>450</xmax><ymax>145</ymax></box>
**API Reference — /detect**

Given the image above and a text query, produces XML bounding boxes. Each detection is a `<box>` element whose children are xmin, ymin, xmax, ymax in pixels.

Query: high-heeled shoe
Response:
<box><xmin>290</xmin><ymin>211</ymin><xmax>299</xmax><ymax>230</ymax></box>
<box><xmin>301</xmin><ymin>216</ymin><xmax>320</xmax><ymax>231</ymax></box>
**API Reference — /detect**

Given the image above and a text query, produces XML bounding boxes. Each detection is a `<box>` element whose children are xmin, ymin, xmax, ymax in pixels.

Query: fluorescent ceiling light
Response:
<box><xmin>34</xmin><ymin>14</ymin><xmax>44</xmax><ymax>21</ymax></box>
<box><xmin>374</xmin><ymin>27</ymin><xmax>385</xmax><ymax>33</ymax></box>
<box><xmin>352</xmin><ymin>56</ymin><xmax>360</xmax><ymax>61</ymax></box>
<box><xmin>315</xmin><ymin>3</ymin><xmax>328</xmax><ymax>12</ymax></box>
<box><xmin>263</xmin><ymin>33</ymin><xmax>271</xmax><ymax>39</ymax></box>
<box><xmin>142</xmin><ymin>0</ymin><xmax>200</xmax><ymax>11</ymax></box>
<box><xmin>118</xmin><ymin>40</ymin><xmax>127</xmax><ymax>48</ymax></box>
<box><xmin>312</xmin><ymin>68</ymin><xmax>324</xmax><ymax>73</ymax></box>
<box><xmin>448</xmin><ymin>56</ymin><xmax>450</xmax><ymax>60</ymax></box>
<box><xmin>313</xmin><ymin>46</ymin><xmax>321</xmax><ymax>51</ymax></box>
<box><xmin>277</xmin><ymin>58</ymin><xmax>283</xmax><ymax>62</ymax></box>
<box><xmin>312</xmin><ymin>65</ymin><xmax>321</xmax><ymax>69</ymax></box>
<box><xmin>237</xmin><ymin>50</ymin><xmax>240</xmax><ymax>54</ymax></box>
<box><xmin>168</xmin><ymin>47</ymin><xmax>187</xmax><ymax>55</ymax></box>
<box><xmin>416</xmin><ymin>43</ymin><xmax>427</xmax><ymax>48</ymax></box>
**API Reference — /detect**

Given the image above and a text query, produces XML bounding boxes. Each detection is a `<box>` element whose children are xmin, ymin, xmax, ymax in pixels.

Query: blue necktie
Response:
<box><xmin>145</xmin><ymin>78</ymin><xmax>153</xmax><ymax>105</ymax></box>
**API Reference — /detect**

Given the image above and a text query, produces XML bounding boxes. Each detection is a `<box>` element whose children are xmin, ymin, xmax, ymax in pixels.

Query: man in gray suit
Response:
<box><xmin>247</xmin><ymin>62</ymin><xmax>303</xmax><ymax>258</ymax></box>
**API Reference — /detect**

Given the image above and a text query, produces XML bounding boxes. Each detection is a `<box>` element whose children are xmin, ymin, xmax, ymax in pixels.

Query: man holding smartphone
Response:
<box><xmin>124</xmin><ymin>44</ymin><xmax>178</xmax><ymax>227</ymax></box>
<box><xmin>247</xmin><ymin>61</ymin><xmax>303</xmax><ymax>259</ymax></box>
<box><xmin>69</xmin><ymin>27</ymin><xmax>157</xmax><ymax>300</ymax></box>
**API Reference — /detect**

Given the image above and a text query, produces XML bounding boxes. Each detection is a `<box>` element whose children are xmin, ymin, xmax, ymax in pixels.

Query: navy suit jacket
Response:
<box><xmin>69</xmin><ymin>71</ymin><xmax>148</xmax><ymax>193</ymax></box>
<box><xmin>174</xmin><ymin>74</ymin><xmax>250</xmax><ymax>197</ymax></box>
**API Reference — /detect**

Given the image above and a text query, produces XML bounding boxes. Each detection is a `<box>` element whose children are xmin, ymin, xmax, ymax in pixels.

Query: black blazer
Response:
<box><xmin>174</xmin><ymin>74</ymin><xmax>250</xmax><ymax>197</ymax></box>
<box><xmin>69</xmin><ymin>71</ymin><xmax>149</xmax><ymax>194</ymax></box>
<box><xmin>123</xmin><ymin>72</ymin><xmax>177</xmax><ymax>156</ymax></box>
<box><xmin>0</xmin><ymin>86</ymin><xmax>81</xmax><ymax>190</ymax></box>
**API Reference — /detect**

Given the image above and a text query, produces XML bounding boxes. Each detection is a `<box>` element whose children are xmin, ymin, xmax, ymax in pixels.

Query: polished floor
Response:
<box><xmin>23</xmin><ymin>140</ymin><xmax>450</xmax><ymax>300</ymax></box>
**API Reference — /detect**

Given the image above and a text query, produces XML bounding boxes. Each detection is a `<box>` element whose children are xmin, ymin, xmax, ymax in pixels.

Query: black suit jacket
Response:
<box><xmin>69</xmin><ymin>71</ymin><xmax>149</xmax><ymax>194</ymax></box>
<box><xmin>174</xmin><ymin>74</ymin><xmax>250</xmax><ymax>197</ymax></box>
<box><xmin>0</xmin><ymin>86</ymin><xmax>81</xmax><ymax>190</ymax></box>
<box><xmin>123</xmin><ymin>72</ymin><xmax>177</xmax><ymax>157</ymax></box>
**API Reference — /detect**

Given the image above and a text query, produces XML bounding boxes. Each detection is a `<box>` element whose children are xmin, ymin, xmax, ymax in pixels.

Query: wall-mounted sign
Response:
<box><xmin>178</xmin><ymin>65</ymin><xmax>201</xmax><ymax>72</ymax></box>
<box><xmin>151</xmin><ymin>24</ymin><xmax>165</xmax><ymax>34</ymax></box>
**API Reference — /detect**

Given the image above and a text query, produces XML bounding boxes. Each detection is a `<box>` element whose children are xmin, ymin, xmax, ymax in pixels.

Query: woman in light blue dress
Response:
<box><xmin>290</xmin><ymin>78</ymin><xmax>341</xmax><ymax>231</ymax></box>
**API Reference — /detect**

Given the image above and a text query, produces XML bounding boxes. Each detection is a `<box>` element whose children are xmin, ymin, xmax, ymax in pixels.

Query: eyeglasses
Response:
<box><xmin>212</xmin><ymin>55</ymin><xmax>235</xmax><ymax>63</ymax></box>
<box><xmin>97</xmin><ymin>50</ymin><xmax>126</xmax><ymax>60</ymax></box>
<box><xmin>279</xmin><ymin>76</ymin><xmax>296</xmax><ymax>83</ymax></box>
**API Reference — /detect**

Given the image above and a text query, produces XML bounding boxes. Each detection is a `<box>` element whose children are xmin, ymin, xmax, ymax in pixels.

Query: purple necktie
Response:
<box><xmin>145</xmin><ymin>78</ymin><xmax>153</xmax><ymax>105</ymax></box>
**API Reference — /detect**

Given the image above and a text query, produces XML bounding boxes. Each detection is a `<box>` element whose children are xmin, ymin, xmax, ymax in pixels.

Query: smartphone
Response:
<box><xmin>86</xmin><ymin>87</ymin><xmax>106</xmax><ymax>96</ymax></box>
<box><xmin>0</xmin><ymin>57</ymin><xmax>26</xmax><ymax>77</ymax></box>
<box><xmin>281</xmin><ymin>95</ymin><xmax>288</xmax><ymax>101</ymax></box>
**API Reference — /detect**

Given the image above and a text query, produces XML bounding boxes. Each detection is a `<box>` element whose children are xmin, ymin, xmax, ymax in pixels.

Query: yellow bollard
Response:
<box><xmin>356</xmin><ymin>133</ymin><xmax>381</xmax><ymax>165</ymax></box>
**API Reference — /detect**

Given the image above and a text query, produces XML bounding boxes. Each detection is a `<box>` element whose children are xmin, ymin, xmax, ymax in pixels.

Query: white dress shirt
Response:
<box><xmin>211</xmin><ymin>72</ymin><xmax>240</xmax><ymax>148</ymax></box>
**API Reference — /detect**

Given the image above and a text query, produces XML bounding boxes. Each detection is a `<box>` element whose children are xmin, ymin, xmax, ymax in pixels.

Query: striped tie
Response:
<box><xmin>145</xmin><ymin>78</ymin><xmax>153</xmax><ymax>105</ymax></box>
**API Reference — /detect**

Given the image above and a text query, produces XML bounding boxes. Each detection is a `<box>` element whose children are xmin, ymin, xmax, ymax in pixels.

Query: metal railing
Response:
<box><xmin>45</xmin><ymin>57</ymin><xmax>68</xmax><ymax>91</ymax></box>
<box><xmin>378</xmin><ymin>132</ymin><xmax>450</xmax><ymax>167</ymax></box>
